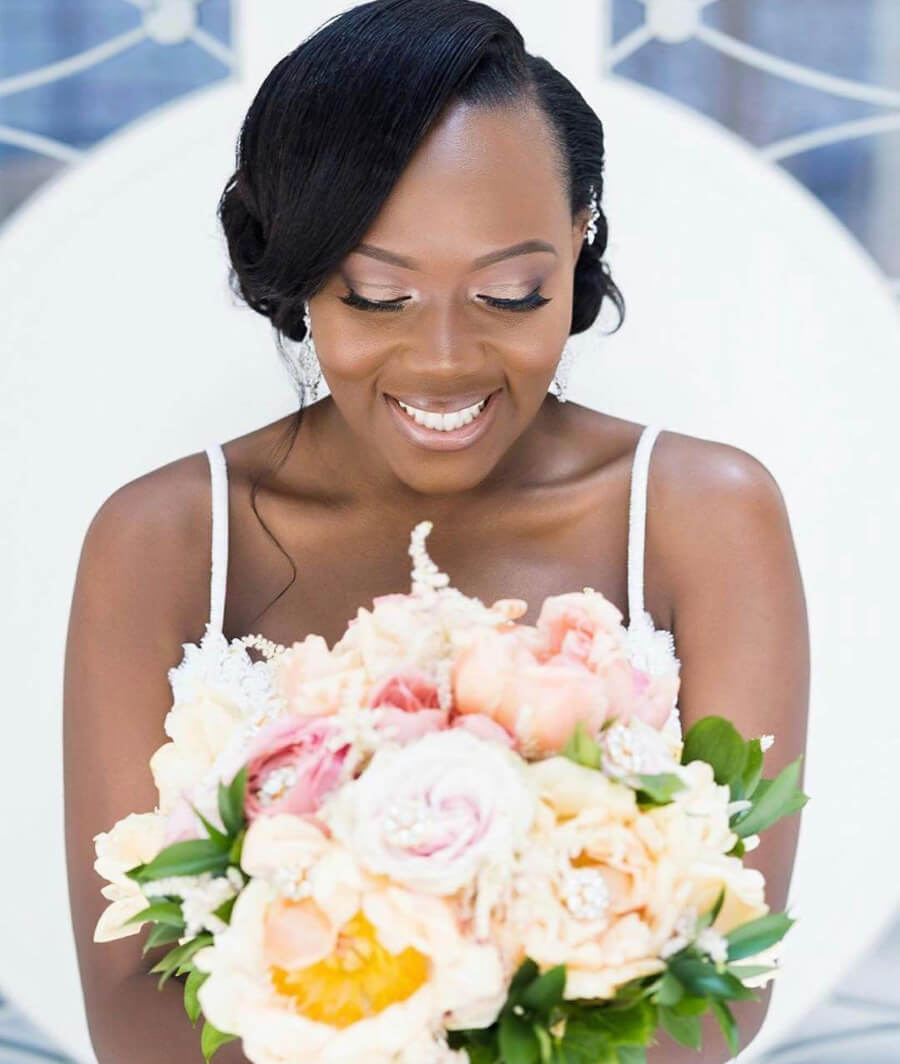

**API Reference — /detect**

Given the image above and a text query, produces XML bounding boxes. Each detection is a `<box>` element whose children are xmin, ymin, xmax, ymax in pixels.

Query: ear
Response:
<box><xmin>571</xmin><ymin>207</ymin><xmax>590</xmax><ymax>260</ymax></box>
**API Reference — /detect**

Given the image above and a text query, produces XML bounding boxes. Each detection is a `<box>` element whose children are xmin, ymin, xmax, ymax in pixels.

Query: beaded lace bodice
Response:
<box><xmin>167</xmin><ymin>424</ymin><xmax>682</xmax><ymax>740</ymax></box>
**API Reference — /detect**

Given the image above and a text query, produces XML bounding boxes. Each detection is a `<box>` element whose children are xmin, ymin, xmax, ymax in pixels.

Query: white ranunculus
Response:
<box><xmin>319</xmin><ymin>728</ymin><xmax>537</xmax><ymax>895</ymax></box>
<box><xmin>92</xmin><ymin>811</ymin><xmax>166</xmax><ymax>941</ymax></box>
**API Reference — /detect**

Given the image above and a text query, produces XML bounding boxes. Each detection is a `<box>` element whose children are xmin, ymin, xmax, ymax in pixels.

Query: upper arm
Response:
<box><xmin>63</xmin><ymin>459</ymin><xmax>209</xmax><ymax>1029</ymax></box>
<box><xmin>657</xmin><ymin>433</ymin><xmax>811</xmax><ymax>1042</ymax></box>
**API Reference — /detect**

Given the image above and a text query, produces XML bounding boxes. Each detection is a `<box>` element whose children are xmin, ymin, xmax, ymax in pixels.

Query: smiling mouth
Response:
<box><xmin>384</xmin><ymin>388</ymin><xmax>502</xmax><ymax>451</ymax></box>
<box><xmin>392</xmin><ymin>394</ymin><xmax>492</xmax><ymax>431</ymax></box>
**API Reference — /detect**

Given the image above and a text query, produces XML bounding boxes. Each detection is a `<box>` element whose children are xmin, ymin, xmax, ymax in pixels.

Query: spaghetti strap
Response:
<box><xmin>627</xmin><ymin>425</ymin><xmax>663</xmax><ymax>630</ymax></box>
<box><xmin>204</xmin><ymin>443</ymin><xmax>229</xmax><ymax>637</ymax></box>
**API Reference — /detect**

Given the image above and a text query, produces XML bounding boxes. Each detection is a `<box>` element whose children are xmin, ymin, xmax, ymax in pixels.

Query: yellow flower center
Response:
<box><xmin>269</xmin><ymin>910</ymin><xmax>429</xmax><ymax>1027</ymax></box>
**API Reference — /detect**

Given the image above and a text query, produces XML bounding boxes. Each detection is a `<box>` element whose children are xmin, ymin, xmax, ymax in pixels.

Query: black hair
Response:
<box><xmin>216</xmin><ymin>0</ymin><xmax>625</xmax><ymax>631</ymax></box>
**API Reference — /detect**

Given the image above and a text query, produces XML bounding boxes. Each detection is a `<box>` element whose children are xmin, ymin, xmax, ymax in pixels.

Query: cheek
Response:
<box><xmin>314</xmin><ymin>323</ymin><xmax>386</xmax><ymax>385</ymax></box>
<box><xmin>499</xmin><ymin>319</ymin><xmax>568</xmax><ymax>379</ymax></box>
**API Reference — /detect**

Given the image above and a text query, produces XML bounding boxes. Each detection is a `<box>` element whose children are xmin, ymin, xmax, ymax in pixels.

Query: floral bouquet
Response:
<box><xmin>93</xmin><ymin>521</ymin><xmax>807</xmax><ymax>1064</ymax></box>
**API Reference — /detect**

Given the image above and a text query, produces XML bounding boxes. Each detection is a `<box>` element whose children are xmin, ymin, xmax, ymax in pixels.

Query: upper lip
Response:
<box><xmin>387</xmin><ymin>390</ymin><xmax>497</xmax><ymax>413</ymax></box>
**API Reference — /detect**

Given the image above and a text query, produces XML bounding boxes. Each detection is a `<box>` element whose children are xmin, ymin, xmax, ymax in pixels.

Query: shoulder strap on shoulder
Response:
<box><xmin>204</xmin><ymin>443</ymin><xmax>229</xmax><ymax>637</ymax></box>
<box><xmin>627</xmin><ymin>424</ymin><xmax>663</xmax><ymax>629</ymax></box>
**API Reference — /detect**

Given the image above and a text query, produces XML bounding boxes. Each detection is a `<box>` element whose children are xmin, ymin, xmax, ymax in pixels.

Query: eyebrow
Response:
<box><xmin>352</xmin><ymin>239</ymin><xmax>558</xmax><ymax>271</ymax></box>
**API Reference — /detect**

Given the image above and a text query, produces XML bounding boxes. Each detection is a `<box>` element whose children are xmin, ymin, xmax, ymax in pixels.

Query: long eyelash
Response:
<box><xmin>339</xmin><ymin>288</ymin><xmax>409</xmax><ymax>313</ymax></box>
<box><xmin>481</xmin><ymin>287</ymin><xmax>552</xmax><ymax>312</ymax></box>
<box><xmin>339</xmin><ymin>285</ymin><xmax>552</xmax><ymax>314</ymax></box>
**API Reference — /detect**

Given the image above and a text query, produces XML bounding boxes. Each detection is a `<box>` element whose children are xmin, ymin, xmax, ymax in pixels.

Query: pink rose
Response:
<box><xmin>243</xmin><ymin>716</ymin><xmax>353</xmax><ymax>821</ymax></box>
<box><xmin>365</xmin><ymin>666</ymin><xmax>449</xmax><ymax>743</ymax></box>
<box><xmin>534</xmin><ymin>591</ymin><xmax>626</xmax><ymax>668</ymax></box>
<box><xmin>362</xmin><ymin>665</ymin><xmax>516</xmax><ymax>748</ymax></box>
<box><xmin>366</xmin><ymin>666</ymin><xmax>443</xmax><ymax>713</ymax></box>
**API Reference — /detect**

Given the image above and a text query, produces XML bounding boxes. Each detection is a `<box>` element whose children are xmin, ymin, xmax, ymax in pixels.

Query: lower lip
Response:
<box><xmin>385</xmin><ymin>389</ymin><xmax>501</xmax><ymax>452</ymax></box>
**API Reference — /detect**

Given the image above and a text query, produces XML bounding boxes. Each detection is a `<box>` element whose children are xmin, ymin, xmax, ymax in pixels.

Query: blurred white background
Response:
<box><xmin>1</xmin><ymin>1</ymin><xmax>898</xmax><ymax>1062</ymax></box>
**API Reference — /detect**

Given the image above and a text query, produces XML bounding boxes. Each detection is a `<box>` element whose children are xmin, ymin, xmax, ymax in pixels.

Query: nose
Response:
<box><xmin>406</xmin><ymin>297</ymin><xmax>481</xmax><ymax>379</ymax></box>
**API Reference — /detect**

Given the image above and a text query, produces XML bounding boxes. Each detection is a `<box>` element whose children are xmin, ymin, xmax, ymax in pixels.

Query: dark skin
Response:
<box><xmin>64</xmin><ymin>99</ymin><xmax>809</xmax><ymax>1063</ymax></box>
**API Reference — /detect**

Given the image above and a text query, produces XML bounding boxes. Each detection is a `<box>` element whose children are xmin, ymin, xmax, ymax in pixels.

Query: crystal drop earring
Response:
<box><xmin>549</xmin><ymin>185</ymin><xmax>599</xmax><ymax>403</ymax></box>
<box><xmin>278</xmin><ymin>301</ymin><xmax>323</xmax><ymax>405</ymax></box>
<box><xmin>549</xmin><ymin>342</ymin><xmax>576</xmax><ymax>403</ymax></box>
<box><xmin>298</xmin><ymin>302</ymin><xmax>323</xmax><ymax>402</ymax></box>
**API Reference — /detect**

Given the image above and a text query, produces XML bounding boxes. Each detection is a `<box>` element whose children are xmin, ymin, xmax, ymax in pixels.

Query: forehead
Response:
<box><xmin>361</xmin><ymin>98</ymin><xmax>572</xmax><ymax>254</ymax></box>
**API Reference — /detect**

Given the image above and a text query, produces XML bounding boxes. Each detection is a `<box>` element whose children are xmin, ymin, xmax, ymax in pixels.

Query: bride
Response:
<box><xmin>63</xmin><ymin>1</ymin><xmax>810</xmax><ymax>1061</ymax></box>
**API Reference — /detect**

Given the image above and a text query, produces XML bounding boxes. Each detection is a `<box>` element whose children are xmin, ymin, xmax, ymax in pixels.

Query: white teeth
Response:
<box><xmin>396</xmin><ymin>395</ymin><xmax>490</xmax><ymax>432</ymax></box>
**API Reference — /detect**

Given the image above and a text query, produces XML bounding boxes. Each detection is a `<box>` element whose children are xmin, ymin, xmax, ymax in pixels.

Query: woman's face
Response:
<box><xmin>309</xmin><ymin>97</ymin><xmax>589</xmax><ymax>500</ymax></box>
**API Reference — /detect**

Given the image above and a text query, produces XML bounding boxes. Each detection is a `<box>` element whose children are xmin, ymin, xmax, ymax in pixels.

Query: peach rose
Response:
<box><xmin>452</xmin><ymin>625</ymin><xmax>635</xmax><ymax>759</ymax></box>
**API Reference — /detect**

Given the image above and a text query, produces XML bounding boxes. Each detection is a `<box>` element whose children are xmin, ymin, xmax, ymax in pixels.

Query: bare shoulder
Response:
<box><xmin>649</xmin><ymin>426</ymin><xmax>795</xmax><ymax>603</ymax></box>
<box><xmin>81</xmin><ymin>448</ymin><xmax>215</xmax><ymax>643</ymax></box>
<box><xmin>652</xmin><ymin>426</ymin><xmax>785</xmax><ymax>506</ymax></box>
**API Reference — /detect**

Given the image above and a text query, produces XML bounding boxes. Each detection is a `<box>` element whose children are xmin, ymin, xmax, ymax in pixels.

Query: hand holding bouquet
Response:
<box><xmin>93</xmin><ymin>521</ymin><xmax>807</xmax><ymax>1064</ymax></box>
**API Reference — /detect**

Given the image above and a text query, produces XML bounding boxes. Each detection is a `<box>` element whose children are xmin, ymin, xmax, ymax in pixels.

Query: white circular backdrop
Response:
<box><xmin>0</xmin><ymin>3</ymin><xmax>898</xmax><ymax>1061</ymax></box>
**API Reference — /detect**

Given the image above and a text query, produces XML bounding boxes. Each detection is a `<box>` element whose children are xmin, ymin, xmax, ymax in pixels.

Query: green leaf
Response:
<box><xmin>667</xmin><ymin>958</ymin><xmax>756</xmax><ymax>1001</ymax></box>
<box><xmin>533</xmin><ymin>1022</ymin><xmax>554</xmax><ymax>1064</ymax></box>
<box><xmin>726</xmin><ymin>837</ymin><xmax>746</xmax><ymax>858</ymax></box>
<box><xmin>228</xmin><ymin>828</ymin><xmax>246</xmax><ymax>867</ymax></box>
<box><xmin>218</xmin><ymin>766</ymin><xmax>248</xmax><ymax>837</ymax></box>
<box><xmin>740</xmin><ymin>739</ymin><xmax>764</xmax><ymax>798</ymax></box>
<box><xmin>633</xmin><ymin>773</ymin><xmax>686</xmax><ymax>805</ymax></box>
<box><xmin>447</xmin><ymin>1026</ymin><xmax>497</xmax><ymax>1060</ymax></box>
<box><xmin>509</xmin><ymin>958</ymin><xmax>541</xmax><ymax>996</ymax></box>
<box><xmin>126</xmin><ymin>839</ymin><xmax>231</xmax><ymax>884</ymax></box>
<box><xmin>616</xmin><ymin>1048</ymin><xmax>647</xmax><ymax>1064</ymax></box>
<box><xmin>457</xmin><ymin>1043</ymin><xmax>496</xmax><ymax>1064</ymax></box>
<box><xmin>561</xmin><ymin>720</ymin><xmax>604</xmax><ymax>771</ymax></box>
<box><xmin>653</xmin><ymin>971</ymin><xmax>684</xmax><ymax>1007</ymax></box>
<box><xmin>126</xmin><ymin>900</ymin><xmax>185</xmax><ymax>927</ymax></box>
<box><xmin>659</xmin><ymin>1006</ymin><xmax>702</xmax><ymax>1049</ymax></box>
<box><xmin>670</xmin><ymin>994</ymin><xmax>709</xmax><ymax>1017</ymax></box>
<box><xmin>577</xmin><ymin>1001</ymin><xmax>656</xmax><ymax>1046</ymax></box>
<box><xmin>726</xmin><ymin>963</ymin><xmax>777</xmax><ymax>981</ymax></box>
<box><xmin>499</xmin><ymin>1009</ymin><xmax>540</xmax><ymax>1064</ymax></box>
<box><xmin>725</xmin><ymin>911</ymin><xmax>795</xmax><ymax>962</ymax></box>
<box><xmin>681</xmin><ymin>716</ymin><xmax>748</xmax><ymax>785</ymax></box>
<box><xmin>732</xmin><ymin>756</ymin><xmax>808</xmax><ymax>838</ymax></box>
<box><xmin>183</xmin><ymin>968</ymin><xmax>209</xmax><ymax>1026</ymax></box>
<box><xmin>189</xmin><ymin>803</ymin><xmax>230</xmax><ymax>848</ymax></box>
<box><xmin>695</xmin><ymin>886</ymin><xmax>726</xmax><ymax>933</ymax></box>
<box><xmin>556</xmin><ymin>1018</ymin><xmax>618</xmax><ymax>1064</ymax></box>
<box><xmin>201</xmin><ymin>1019</ymin><xmax>238</xmax><ymax>1063</ymax></box>
<box><xmin>212</xmin><ymin>895</ymin><xmax>237</xmax><ymax>925</ymax></box>
<box><xmin>149</xmin><ymin>934</ymin><xmax>213</xmax><ymax>988</ymax></box>
<box><xmin>519</xmin><ymin>965</ymin><xmax>567</xmax><ymax>1014</ymax></box>
<box><xmin>142</xmin><ymin>922</ymin><xmax>185</xmax><ymax>954</ymax></box>
<box><xmin>710</xmin><ymin>999</ymin><xmax>740</xmax><ymax>1057</ymax></box>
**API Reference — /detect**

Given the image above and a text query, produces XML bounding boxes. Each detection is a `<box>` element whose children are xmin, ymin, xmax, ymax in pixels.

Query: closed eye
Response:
<box><xmin>339</xmin><ymin>285</ymin><xmax>552</xmax><ymax>314</ymax></box>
